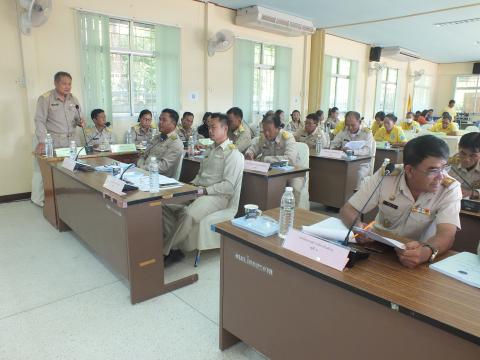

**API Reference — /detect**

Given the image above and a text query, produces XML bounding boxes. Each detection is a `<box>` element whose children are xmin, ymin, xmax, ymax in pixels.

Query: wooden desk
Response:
<box><xmin>374</xmin><ymin>147</ymin><xmax>403</xmax><ymax>172</ymax></box>
<box><xmin>309</xmin><ymin>155</ymin><xmax>371</xmax><ymax>208</ymax></box>
<box><xmin>453</xmin><ymin>210</ymin><xmax>480</xmax><ymax>253</ymax></box>
<box><xmin>179</xmin><ymin>157</ymin><xmax>308</xmax><ymax>215</ymax></box>
<box><xmin>215</xmin><ymin>208</ymin><xmax>480</xmax><ymax>360</ymax></box>
<box><xmin>50</xmin><ymin>157</ymin><xmax>198</xmax><ymax>304</ymax></box>
<box><xmin>38</xmin><ymin>151</ymin><xmax>139</xmax><ymax>230</ymax></box>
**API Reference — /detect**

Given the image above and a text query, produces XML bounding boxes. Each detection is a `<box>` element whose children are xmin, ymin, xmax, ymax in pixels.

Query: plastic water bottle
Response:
<box><xmin>192</xmin><ymin>128</ymin><xmax>197</xmax><ymax>146</ymax></box>
<box><xmin>69</xmin><ymin>140</ymin><xmax>77</xmax><ymax>160</ymax></box>
<box><xmin>149</xmin><ymin>156</ymin><xmax>160</xmax><ymax>193</ymax></box>
<box><xmin>278</xmin><ymin>187</ymin><xmax>295</xmax><ymax>239</ymax></box>
<box><xmin>384</xmin><ymin>141</ymin><xmax>391</xmax><ymax>149</ymax></box>
<box><xmin>126</xmin><ymin>128</ymin><xmax>133</xmax><ymax>144</ymax></box>
<box><xmin>315</xmin><ymin>135</ymin><xmax>322</xmax><ymax>154</ymax></box>
<box><xmin>45</xmin><ymin>133</ymin><xmax>54</xmax><ymax>157</ymax></box>
<box><xmin>188</xmin><ymin>136</ymin><xmax>194</xmax><ymax>157</ymax></box>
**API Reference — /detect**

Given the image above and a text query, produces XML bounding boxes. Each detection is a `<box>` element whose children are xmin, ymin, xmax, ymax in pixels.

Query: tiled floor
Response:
<box><xmin>0</xmin><ymin>200</ymin><xmax>268</xmax><ymax>360</ymax></box>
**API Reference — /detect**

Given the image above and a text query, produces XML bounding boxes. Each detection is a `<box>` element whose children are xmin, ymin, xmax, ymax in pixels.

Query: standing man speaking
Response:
<box><xmin>31</xmin><ymin>71</ymin><xmax>85</xmax><ymax>206</ymax></box>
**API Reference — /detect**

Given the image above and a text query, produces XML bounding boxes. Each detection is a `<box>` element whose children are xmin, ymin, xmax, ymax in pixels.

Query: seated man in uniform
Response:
<box><xmin>163</xmin><ymin>113</ymin><xmax>244</xmax><ymax>263</ymax></box>
<box><xmin>294</xmin><ymin>112</ymin><xmax>328</xmax><ymax>151</ymax></box>
<box><xmin>430</xmin><ymin>112</ymin><xmax>460</xmax><ymax>136</ymax></box>
<box><xmin>340</xmin><ymin>135</ymin><xmax>462</xmax><ymax>268</ymax></box>
<box><xmin>177</xmin><ymin>111</ymin><xmax>195</xmax><ymax>145</ymax></box>
<box><xmin>85</xmin><ymin>109</ymin><xmax>116</xmax><ymax>147</ymax></box>
<box><xmin>226</xmin><ymin>107</ymin><xmax>252</xmax><ymax>153</ymax></box>
<box><xmin>448</xmin><ymin>132</ymin><xmax>480</xmax><ymax>199</ymax></box>
<box><xmin>137</xmin><ymin>109</ymin><xmax>184</xmax><ymax>178</ymax></box>
<box><xmin>330</xmin><ymin>111</ymin><xmax>375</xmax><ymax>183</ymax></box>
<box><xmin>245</xmin><ymin>113</ymin><xmax>305</xmax><ymax>208</ymax></box>
<box><xmin>374</xmin><ymin>113</ymin><xmax>407</xmax><ymax>145</ymax></box>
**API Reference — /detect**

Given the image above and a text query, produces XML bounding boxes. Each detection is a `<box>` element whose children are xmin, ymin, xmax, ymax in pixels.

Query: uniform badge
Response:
<box><xmin>411</xmin><ymin>206</ymin><xmax>431</xmax><ymax>216</ymax></box>
<box><xmin>389</xmin><ymin>195</ymin><xmax>396</xmax><ymax>201</ymax></box>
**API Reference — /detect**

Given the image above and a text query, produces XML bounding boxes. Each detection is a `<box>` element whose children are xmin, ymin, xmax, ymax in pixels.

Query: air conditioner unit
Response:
<box><xmin>236</xmin><ymin>6</ymin><xmax>315</xmax><ymax>37</ymax></box>
<box><xmin>381</xmin><ymin>46</ymin><xmax>420</xmax><ymax>62</ymax></box>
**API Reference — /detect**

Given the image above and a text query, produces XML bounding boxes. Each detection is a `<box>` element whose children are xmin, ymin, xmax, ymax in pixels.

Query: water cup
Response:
<box><xmin>245</xmin><ymin>204</ymin><xmax>262</xmax><ymax>220</ymax></box>
<box><xmin>345</xmin><ymin>149</ymin><xmax>354</xmax><ymax>159</ymax></box>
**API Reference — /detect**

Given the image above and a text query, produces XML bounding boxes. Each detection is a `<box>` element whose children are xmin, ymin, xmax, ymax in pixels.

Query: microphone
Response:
<box><xmin>75</xmin><ymin>105</ymin><xmax>93</xmax><ymax>155</ymax></box>
<box><xmin>75</xmin><ymin>136</ymin><xmax>99</xmax><ymax>161</ymax></box>
<box><xmin>343</xmin><ymin>162</ymin><xmax>396</xmax><ymax>246</ymax></box>
<box><xmin>105</xmin><ymin>122</ymin><xmax>111</xmax><ymax>127</ymax></box>
<box><xmin>450</xmin><ymin>166</ymin><xmax>476</xmax><ymax>194</ymax></box>
<box><xmin>119</xmin><ymin>163</ymin><xmax>138</xmax><ymax>191</ymax></box>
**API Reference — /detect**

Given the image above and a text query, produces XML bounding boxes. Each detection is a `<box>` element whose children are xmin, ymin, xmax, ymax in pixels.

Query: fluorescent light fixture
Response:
<box><xmin>434</xmin><ymin>17</ymin><xmax>480</xmax><ymax>27</ymax></box>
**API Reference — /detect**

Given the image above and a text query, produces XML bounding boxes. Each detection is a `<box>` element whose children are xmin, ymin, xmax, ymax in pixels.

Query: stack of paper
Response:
<box><xmin>430</xmin><ymin>252</ymin><xmax>480</xmax><ymax>288</ymax></box>
<box><xmin>122</xmin><ymin>172</ymin><xmax>181</xmax><ymax>192</ymax></box>
<box><xmin>352</xmin><ymin>226</ymin><xmax>406</xmax><ymax>249</ymax></box>
<box><xmin>344</xmin><ymin>140</ymin><xmax>366</xmax><ymax>150</ymax></box>
<box><xmin>302</xmin><ymin>217</ymin><xmax>355</xmax><ymax>243</ymax></box>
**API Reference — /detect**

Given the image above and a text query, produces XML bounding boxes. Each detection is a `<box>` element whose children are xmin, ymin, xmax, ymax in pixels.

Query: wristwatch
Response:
<box><xmin>422</xmin><ymin>243</ymin><xmax>439</xmax><ymax>263</ymax></box>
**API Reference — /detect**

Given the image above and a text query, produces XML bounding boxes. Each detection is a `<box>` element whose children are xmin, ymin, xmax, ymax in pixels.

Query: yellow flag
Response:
<box><xmin>407</xmin><ymin>94</ymin><xmax>412</xmax><ymax>112</ymax></box>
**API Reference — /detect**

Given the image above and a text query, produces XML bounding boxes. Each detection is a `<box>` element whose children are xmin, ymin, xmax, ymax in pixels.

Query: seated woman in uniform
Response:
<box><xmin>374</xmin><ymin>113</ymin><xmax>407</xmax><ymax>146</ymax></box>
<box><xmin>371</xmin><ymin>111</ymin><xmax>385</xmax><ymax>136</ymax></box>
<box><xmin>245</xmin><ymin>113</ymin><xmax>306</xmax><ymax>208</ymax></box>
<box><xmin>448</xmin><ymin>132</ymin><xmax>480</xmax><ymax>199</ymax></box>
<box><xmin>294</xmin><ymin>112</ymin><xmax>328</xmax><ymax>152</ymax></box>
<box><xmin>430</xmin><ymin>112</ymin><xmax>460</xmax><ymax>136</ymax></box>
<box><xmin>85</xmin><ymin>108</ymin><xmax>116</xmax><ymax>147</ymax></box>
<box><xmin>399</xmin><ymin>111</ymin><xmax>420</xmax><ymax>133</ymax></box>
<box><xmin>129</xmin><ymin>109</ymin><xmax>157</xmax><ymax>145</ymax></box>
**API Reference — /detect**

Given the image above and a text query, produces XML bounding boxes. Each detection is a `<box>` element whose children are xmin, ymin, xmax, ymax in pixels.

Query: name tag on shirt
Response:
<box><xmin>382</xmin><ymin>200</ymin><xmax>398</xmax><ymax>209</ymax></box>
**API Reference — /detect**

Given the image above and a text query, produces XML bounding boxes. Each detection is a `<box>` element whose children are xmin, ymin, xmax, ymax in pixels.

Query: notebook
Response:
<box><xmin>231</xmin><ymin>216</ymin><xmax>279</xmax><ymax>237</ymax></box>
<box><xmin>430</xmin><ymin>252</ymin><xmax>480</xmax><ymax>288</ymax></box>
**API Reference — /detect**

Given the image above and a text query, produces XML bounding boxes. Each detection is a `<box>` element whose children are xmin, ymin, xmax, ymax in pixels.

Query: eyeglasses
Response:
<box><xmin>414</xmin><ymin>165</ymin><xmax>451</xmax><ymax>177</ymax></box>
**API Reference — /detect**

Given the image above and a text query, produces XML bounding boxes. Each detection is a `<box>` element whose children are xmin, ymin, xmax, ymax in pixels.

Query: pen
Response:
<box><xmin>354</xmin><ymin>221</ymin><xmax>375</xmax><ymax>238</ymax></box>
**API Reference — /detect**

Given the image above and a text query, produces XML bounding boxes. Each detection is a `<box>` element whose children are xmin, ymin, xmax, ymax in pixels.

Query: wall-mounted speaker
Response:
<box><xmin>369</xmin><ymin>47</ymin><xmax>382</xmax><ymax>62</ymax></box>
<box><xmin>473</xmin><ymin>62</ymin><xmax>480</xmax><ymax>74</ymax></box>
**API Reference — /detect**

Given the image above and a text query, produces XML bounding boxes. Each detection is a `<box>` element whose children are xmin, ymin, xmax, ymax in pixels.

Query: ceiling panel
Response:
<box><xmin>212</xmin><ymin>0</ymin><xmax>480</xmax><ymax>63</ymax></box>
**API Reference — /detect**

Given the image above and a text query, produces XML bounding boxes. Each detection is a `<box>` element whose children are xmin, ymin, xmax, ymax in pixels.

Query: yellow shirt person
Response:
<box><xmin>374</xmin><ymin>114</ymin><xmax>407</xmax><ymax>144</ymax></box>
<box><xmin>332</xmin><ymin>120</ymin><xmax>345</xmax><ymax>135</ymax></box>
<box><xmin>430</xmin><ymin>119</ymin><xmax>459</xmax><ymax>135</ymax></box>
<box><xmin>400</xmin><ymin>120</ymin><xmax>420</xmax><ymax>133</ymax></box>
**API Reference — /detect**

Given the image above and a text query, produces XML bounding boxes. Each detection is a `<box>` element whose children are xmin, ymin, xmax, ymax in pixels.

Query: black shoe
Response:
<box><xmin>164</xmin><ymin>249</ymin><xmax>185</xmax><ymax>267</ymax></box>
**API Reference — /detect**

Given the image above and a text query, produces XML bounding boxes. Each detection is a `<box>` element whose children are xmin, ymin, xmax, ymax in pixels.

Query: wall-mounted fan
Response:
<box><xmin>368</xmin><ymin>62</ymin><xmax>387</xmax><ymax>75</ymax></box>
<box><xmin>410</xmin><ymin>69</ymin><xmax>425</xmax><ymax>82</ymax></box>
<box><xmin>207</xmin><ymin>29</ymin><xmax>235</xmax><ymax>57</ymax></box>
<box><xmin>18</xmin><ymin>0</ymin><xmax>52</xmax><ymax>36</ymax></box>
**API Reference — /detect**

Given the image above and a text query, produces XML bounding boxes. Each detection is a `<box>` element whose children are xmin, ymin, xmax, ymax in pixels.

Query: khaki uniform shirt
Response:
<box><xmin>228</xmin><ymin>123</ymin><xmax>252</xmax><ymax>153</ymax></box>
<box><xmin>193</xmin><ymin>139</ymin><xmax>244</xmax><ymax>198</ymax></box>
<box><xmin>246</xmin><ymin>129</ymin><xmax>299</xmax><ymax>165</ymax></box>
<box><xmin>294</xmin><ymin>126</ymin><xmax>328</xmax><ymax>152</ymax></box>
<box><xmin>448</xmin><ymin>154</ymin><xmax>480</xmax><ymax>195</ymax></box>
<box><xmin>85</xmin><ymin>127</ymin><xmax>117</xmax><ymax>146</ymax></box>
<box><xmin>348</xmin><ymin>165</ymin><xmax>462</xmax><ymax>242</ymax></box>
<box><xmin>176</xmin><ymin>125</ymin><xmax>193</xmax><ymax>144</ymax></box>
<box><xmin>34</xmin><ymin>89</ymin><xmax>82</xmax><ymax>147</ymax></box>
<box><xmin>330</xmin><ymin>127</ymin><xmax>375</xmax><ymax>156</ymax></box>
<box><xmin>286</xmin><ymin>120</ymin><xmax>304</xmax><ymax>133</ymax></box>
<box><xmin>137</xmin><ymin>131</ymin><xmax>184</xmax><ymax>178</ymax></box>
<box><xmin>131</xmin><ymin>124</ymin><xmax>156</xmax><ymax>144</ymax></box>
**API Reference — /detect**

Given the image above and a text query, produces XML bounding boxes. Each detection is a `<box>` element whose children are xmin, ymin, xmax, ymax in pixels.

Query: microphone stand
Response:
<box><xmin>75</xmin><ymin>105</ymin><xmax>93</xmax><ymax>155</ymax></box>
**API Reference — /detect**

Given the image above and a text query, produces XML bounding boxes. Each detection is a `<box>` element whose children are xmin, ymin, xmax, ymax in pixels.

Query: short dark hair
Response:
<box><xmin>449</xmin><ymin>99</ymin><xmax>456</xmax><ymax>105</ymax></box>
<box><xmin>226</xmin><ymin>107</ymin><xmax>243</xmax><ymax>119</ymax></box>
<box><xmin>90</xmin><ymin>108</ymin><xmax>104</xmax><ymax>120</ymax></box>
<box><xmin>138</xmin><ymin>109</ymin><xmax>152</xmax><ymax>122</ymax></box>
<box><xmin>315</xmin><ymin>109</ymin><xmax>324</xmax><ymax>118</ymax></box>
<box><xmin>161</xmin><ymin>108</ymin><xmax>179</xmax><ymax>124</ymax></box>
<box><xmin>441</xmin><ymin>112</ymin><xmax>452</xmax><ymax>121</ymax></box>
<box><xmin>459</xmin><ymin>132</ymin><xmax>480</xmax><ymax>153</ymax></box>
<box><xmin>375</xmin><ymin>111</ymin><xmax>385</xmax><ymax>121</ymax></box>
<box><xmin>385</xmin><ymin>113</ymin><xmax>398</xmax><ymax>123</ymax></box>
<box><xmin>345</xmin><ymin>111</ymin><xmax>361</xmax><ymax>122</ymax></box>
<box><xmin>182</xmin><ymin>111</ymin><xmax>194</xmax><ymax>119</ymax></box>
<box><xmin>54</xmin><ymin>71</ymin><xmax>72</xmax><ymax>82</ymax></box>
<box><xmin>291</xmin><ymin>110</ymin><xmax>300</xmax><ymax>116</ymax></box>
<box><xmin>406</xmin><ymin>111</ymin><xmax>414</xmax><ymax>116</ymax></box>
<box><xmin>404</xmin><ymin>135</ymin><xmax>449</xmax><ymax>167</ymax></box>
<box><xmin>202</xmin><ymin>112</ymin><xmax>212</xmax><ymax>124</ymax></box>
<box><xmin>328</xmin><ymin>107</ymin><xmax>339</xmax><ymax>117</ymax></box>
<box><xmin>421</xmin><ymin>109</ymin><xmax>428</xmax><ymax>117</ymax></box>
<box><xmin>305</xmin><ymin>113</ymin><xmax>319</xmax><ymax>123</ymax></box>
<box><xmin>275</xmin><ymin>109</ymin><xmax>284</xmax><ymax>117</ymax></box>
<box><xmin>262</xmin><ymin>113</ymin><xmax>282</xmax><ymax>128</ymax></box>
<box><xmin>210</xmin><ymin>112</ymin><xmax>228</xmax><ymax>127</ymax></box>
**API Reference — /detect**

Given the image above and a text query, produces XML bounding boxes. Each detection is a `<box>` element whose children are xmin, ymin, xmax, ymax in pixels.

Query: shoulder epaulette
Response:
<box><xmin>239</xmin><ymin>124</ymin><xmax>244</xmax><ymax>132</ymax></box>
<box><xmin>447</xmin><ymin>154</ymin><xmax>461</xmax><ymax>166</ymax></box>
<box><xmin>441</xmin><ymin>176</ymin><xmax>456</xmax><ymax>188</ymax></box>
<box><xmin>170</xmin><ymin>134</ymin><xmax>177</xmax><ymax>140</ymax></box>
<box><xmin>228</xmin><ymin>143</ymin><xmax>236</xmax><ymax>150</ymax></box>
<box><xmin>42</xmin><ymin>90</ymin><xmax>52</xmax><ymax>98</ymax></box>
<box><xmin>282</xmin><ymin>131</ymin><xmax>290</xmax><ymax>140</ymax></box>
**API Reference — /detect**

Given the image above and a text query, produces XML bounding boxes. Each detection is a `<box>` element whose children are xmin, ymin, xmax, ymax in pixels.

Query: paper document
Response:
<box><xmin>344</xmin><ymin>140</ymin><xmax>366</xmax><ymax>150</ymax></box>
<box><xmin>430</xmin><ymin>252</ymin><xmax>480</xmax><ymax>288</ymax></box>
<box><xmin>122</xmin><ymin>172</ymin><xmax>182</xmax><ymax>192</ymax></box>
<box><xmin>318</xmin><ymin>149</ymin><xmax>345</xmax><ymax>159</ymax></box>
<box><xmin>352</xmin><ymin>226</ymin><xmax>406</xmax><ymax>249</ymax></box>
<box><xmin>302</xmin><ymin>217</ymin><xmax>355</xmax><ymax>243</ymax></box>
<box><xmin>94</xmin><ymin>162</ymin><xmax>132</xmax><ymax>172</ymax></box>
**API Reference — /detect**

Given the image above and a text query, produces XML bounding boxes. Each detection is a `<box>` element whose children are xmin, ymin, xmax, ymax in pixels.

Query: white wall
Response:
<box><xmin>3</xmin><ymin>0</ymin><xmax>309</xmax><ymax>196</ymax></box>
